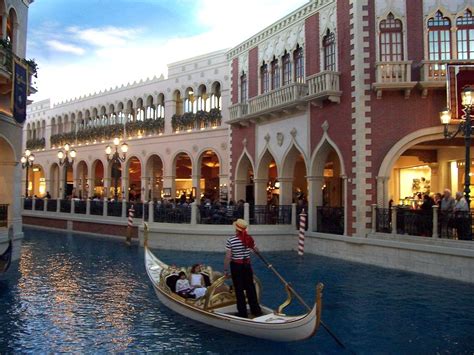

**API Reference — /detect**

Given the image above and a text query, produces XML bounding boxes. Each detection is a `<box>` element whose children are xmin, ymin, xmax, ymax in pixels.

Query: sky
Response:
<box><xmin>26</xmin><ymin>0</ymin><xmax>309</xmax><ymax>104</ymax></box>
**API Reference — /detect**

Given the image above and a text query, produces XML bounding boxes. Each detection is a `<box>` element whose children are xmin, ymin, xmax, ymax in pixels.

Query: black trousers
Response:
<box><xmin>230</xmin><ymin>262</ymin><xmax>262</xmax><ymax>317</ymax></box>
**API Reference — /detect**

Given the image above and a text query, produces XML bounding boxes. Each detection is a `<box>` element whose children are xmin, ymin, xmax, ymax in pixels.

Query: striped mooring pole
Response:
<box><xmin>126</xmin><ymin>204</ymin><xmax>134</xmax><ymax>244</ymax></box>
<box><xmin>298</xmin><ymin>209</ymin><xmax>306</xmax><ymax>256</ymax></box>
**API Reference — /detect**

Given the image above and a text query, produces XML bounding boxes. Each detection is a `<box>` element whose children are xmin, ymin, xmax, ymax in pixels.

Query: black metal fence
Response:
<box><xmin>153</xmin><ymin>205</ymin><xmax>191</xmax><ymax>224</ymax></box>
<box><xmin>438</xmin><ymin>211</ymin><xmax>472</xmax><ymax>240</ymax></box>
<box><xmin>75</xmin><ymin>200</ymin><xmax>87</xmax><ymax>214</ymax></box>
<box><xmin>90</xmin><ymin>200</ymin><xmax>103</xmax><ymax>215</ymax></box>
<box><xmin>198</xmin><ymin>204</ymin><xmax>243</xmax><ymax>224</ymax></box>
<box><xmin>316</xmin><ymin>206</ymin><xmax>344</xmax><ymax>235</ymax></box>
<box><xmin>34</xmin><ymin>199</ymin><xmax>44</xmax><ymax>211</ymax></box>
<box><xmin>47</xmin><ymin>199</ymin><xmax>57</xmax><ymax>212</ymax></box>
<box><xmin>107</xmin><ymin>201</ymin><xmax>122</xmax><ymax>217</ymax></box>
<box><xmin>24</xmin><ymin>198</ymin><xmax>32</xmax><ymax>210</ymax></box>
<box><xmin>375</xmin><ymin>208</ymin><xmax>391</xmax><ymax>233</ymax></box>
<box><xmin>250</xmin><ymin>205</ymin><xmax>292</xmax><ymax>225</ymax></box>
<box><xmin>144</xmin><ymin>203</ymin><xmax>149</xmax><ymax>221</ymax></box>
<box><xmin>0</xmin><ymin>204</ymin><xmax>7</xmax><ymax>227</ymax></box>
<box><xmin>60</xmin><ymin>199</ymin><xmax>71</xmax><ymax>213</ymax></box>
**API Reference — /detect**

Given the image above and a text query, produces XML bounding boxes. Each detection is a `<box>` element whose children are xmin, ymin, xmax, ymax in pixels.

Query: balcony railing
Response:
<box><xmin>248</xmin><ymin>82</ymin><xmax>308</xmax><ymax>116</ymax></box>
<box><xmin>373</xmin><ymin>61</ymin><xmax>415</xmax><ymax>99</ymax></box>
<box><xmin>198</xmin><ymin>204</ymin><xmax>243</xmax><ymax>224</ymax></box>
<box><xmin>0</xmin><ymin>204</ymin><xmax>8</xmax><ymax>227</ymax></box>
<box><xmin>306</xmin><ymin>71</ymin><xmax>341</xmax><ymax>104</ymax></box>
<box><xmin>229</xmin><ymin>103</ymin><xmax>249</xmax><ymax>120</ymax></box>
<box><xmin>249</xmin><ymin>205</ymin><xmax>292</xmax><ymax>225</ymax></box>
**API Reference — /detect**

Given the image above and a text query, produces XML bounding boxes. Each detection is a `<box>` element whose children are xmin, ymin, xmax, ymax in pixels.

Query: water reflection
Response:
<box><xmin>1</xmin><ymin>228</ymin><xmax>474</xmax><ymax>353</ymax></box>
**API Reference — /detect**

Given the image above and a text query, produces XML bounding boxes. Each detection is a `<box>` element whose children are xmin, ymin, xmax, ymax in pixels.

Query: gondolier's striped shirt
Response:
<box><xmin>225</xmin><ymin>236</ymin><xmax>250</xmax><ymax>260</ymax></box>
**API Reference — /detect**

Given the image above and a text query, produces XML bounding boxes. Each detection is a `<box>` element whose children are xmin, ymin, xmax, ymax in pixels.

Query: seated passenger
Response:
<box><xmin>189</xmin><ymin>264</ymin><xmax>207</xmax><ymax>298</ymax></box>
<box><xmin>175</xmin><ymin>271</ymin><xmax>195</xmax><ymax>298</ymax></box>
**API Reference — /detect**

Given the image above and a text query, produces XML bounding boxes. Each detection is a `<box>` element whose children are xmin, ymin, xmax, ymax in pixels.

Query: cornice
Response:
<box><xmin>227</xmin><ymin>0</ymin><xmax>334</xmax><ymax>60</ymax></box>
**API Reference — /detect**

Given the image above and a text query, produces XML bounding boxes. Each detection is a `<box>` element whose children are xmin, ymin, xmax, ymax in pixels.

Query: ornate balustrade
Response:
<box><xmin>372</xmin><ymin>61</ymin><xmax>415</xmax><ymax>99</ymax></box>
<box><xmin>248</xmin><ymin>83</ymin><xmax>307</xmax><ymax>116</ymax></box>
<box><xmin>305</xmin><ymin>71</ymin><xmax>341</xmax><ymax>104</ymax></box>
<box><xmin>229</xmin><ymin>103</ymin><xmax>248</xmax><ymax>120</ymax></box>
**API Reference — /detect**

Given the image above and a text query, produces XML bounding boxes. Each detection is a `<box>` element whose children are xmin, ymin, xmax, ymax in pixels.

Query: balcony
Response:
<box><xmin>0</xmin><ymin>46</ymin><xmax>12</xmax><ymax>85</ymax></box>
<box><xmin>372</xmin><ymin>61</ymin><xmax>416</xmax><ymax>99</ymax></box>
<box><xmin>227</xmin><ymin>82</ymin><xmax>308</xmax><ymax>126</ymax></box>
<box><xmin>419</xmin><ymin>60</ymin><xmax>474</xmax><ymax>98</ymax></box>
<box><xmin>229</xmin><ymin>103</ymin><xmax>248</xmax><ymax>120</ymax></box>
<box><xmin>305</xmin><ymin>71</ymin><xmax>342</xmax><ymax>106</ymax></box>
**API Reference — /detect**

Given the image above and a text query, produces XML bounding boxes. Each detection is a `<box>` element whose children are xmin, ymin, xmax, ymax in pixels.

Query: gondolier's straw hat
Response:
<box><xmin>233</xmin><ymin>218</ymin><xmax>248</xmax><ymax>232</ymax></box>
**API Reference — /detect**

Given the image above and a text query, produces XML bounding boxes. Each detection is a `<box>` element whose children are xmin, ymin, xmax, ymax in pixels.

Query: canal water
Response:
<box><xmin>0</xmin><ymin>228</ymin><xmax>473</xmax><ymax>353</ymax></box>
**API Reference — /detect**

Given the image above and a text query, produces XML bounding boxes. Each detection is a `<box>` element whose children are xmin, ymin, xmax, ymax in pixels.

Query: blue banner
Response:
<box><xmin>12</xmin><ymin>60</ymin><xmax>27</xmax><ymax>124</ymax></box>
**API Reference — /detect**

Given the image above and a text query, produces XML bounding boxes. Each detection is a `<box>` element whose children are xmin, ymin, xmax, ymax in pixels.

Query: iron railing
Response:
<box><xmin>24</xmin><ymin>198</ymin><xmax>32</xmax><ymax>210</ymax></box>
<box><xmin>375</xmin><ymin>208</ymin><xmax>391</xmax><ymax>233</ymax></box>
<box><xmin>90</xmin><ymin>200</ymin><xmax>103</xmax><ymax>215</ymax></box>
<box><xmin>250</xmin><ymin>205</ymin><xmax>292</xmax><ymax>225</ymax></box>
<box><xmin>34</xmin><ymin>199</ymin><xmax>44</xmax><ymax>211</ymax></box>
<box><xmin>107</xmin><ymin>201</ymin><xmax>122</xmax><ymax>217</ymax></box>
<box><xmin>60</xmin><ymin>199</ymin><xmax>71</xmax><ymax>213</ymax></box>
<box><xmin>47</xmin><ymin>199</ymin><xmax>57</xmax><ymax>212</ymax></box>
<box><xmin>0</xmin><ymin>204</ymin><xmax>7</xmax><ymax>227</ymax></box>
<box><xmin>75</xmin><ymin>200</ymin><xmax>86</xmax><ymax>214</ymax></box>
<box><xmin>316</xmin><ymin>206</ymin><xmax>344</xmax><ymax>235</ymax></box>
<box><xmin>395</xmin><ymin>208</ymin><xmax>432</xmax><ymax>237</ymax></box>
<box><xmin>198</xmin><ymin>204</ymin><xmax>243</xmax><ymax>225</ymax></box>
<box><xmin>153</xmin><ymin>205</ymin><xmax>191</xmax><ymax>224</ymax></box>
<box><xmin>438</xmin><ymin>211</ymin><xmax>472</xmax><ymax>240</ymax></box>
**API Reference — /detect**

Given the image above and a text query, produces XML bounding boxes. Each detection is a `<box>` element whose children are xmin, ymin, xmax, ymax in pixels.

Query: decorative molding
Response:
<box><xmin>290</xmin><ymin>127</ymin><xmax>297</xmax><ymax>138</ymax></box>
<box><xmin>220</xmin><ymin>142</ymin><xmax>228</xmax><ymax>150</ymax></box>
<box><xmin>264</xmin><ymin>133</ymin><xmax>270</xmax><ymax>143</ymax></box>
<box><xmin>166</xmin><ymin>147</ymin><xmax>171</xmax><ymax>155</ymax></box>
<box><xmin>321</xmin><ymin>120</ymin><xmax>329</xmax><ymax>132</ymax></box>
<box><xmin>242</xmin><ymin>137</ymin><xmax>247</xmax><ymax>147</ymax></box>
<box><xmin>276</xmin><ymin>132</ymin><xmax>284</xmax><ymax>146</ymax></box>
<box><xmin>193</xmin><ymin>144</ymin><xmax>198</xmax><ymax>152</ymax></box>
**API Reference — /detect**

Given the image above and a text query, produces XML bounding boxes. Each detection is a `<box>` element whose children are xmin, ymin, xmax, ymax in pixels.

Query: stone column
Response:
<box><xmin>87</xmin><ymin>177</ymin><xmax>94</xmax><ymax>198</ymax></box>
<box><xmin>191</xmin><ymin>202</ymin><xmax>197</xmax><ymax>225</ymax></box>
<box><xmin>148</xmin><ymin>201</ymin><xmax>154</xmax><ymax>223</ymax></box>
<box><xmin>86</xmin><ymin>199</ymin><xmax>91</xmax><ymax>215</ymax></box>
<box><xmin>253</xmin><ymin>178</ymin><xmax>267</xmax><ymax>205</ymax></box>
<box><xmin>44</xmin><ymin>198</ymin><xmax>48</xmax><ymax>212</ymax></box>
<box><xmin>244</xmin><ymin>202</ymin><xmax>250</xmax><ymax>223</ymax></box>
<box><xmin>164</xmin><ymin>99</ymin><xmax>176</xmax><ymax>135</ymax></box>
<box><xmin>163</xmin><ymin>175</ymin><xmax>175</xmax><ymax>200</ymax></box>
<box><xmin>278</xmin><ymin>177</ymin><xmax>294</xmax><ymax>205</ymax></box>
<box><xmin>391</xmin><ymin>207</ymin><xmax>397</xmax><ymax>235</ymax></box>
<box><xmin>122</xmin><ymin>199</ymin><xmax>127</xmax><ymax>218</ymax></box>
<box><xmin>122</xmin><ymin>176</ymin><xmax>129</xmax><ymax>201</ymax></box>
<box><xmin>141</xmin><ymin>176</ymin><xmax>149</xmax><ymax>202</ymax></box>
<box><xmin>307</xmin><ymin>176</ymin><xmax>324</xmax><ymax>232</ymax></box>
<box><xmin>103</xmin><ymin>197</ymin><xmax>108</xmax><ymax>216</ymax></box>
<box><xmin>71</xmin><ymin>198</ymin><xmax>75</xmax><ymax>214</ymax></box>
<box><xmin>376</xmin><ymin>176</ymin><xmax>390</xmax><ymax>207</ymax></box>
<box><xmin>103</xmin><ymin>177</ymin><xmax>111</xmax><ymax>199</ymax></box>
<box><xmin>192</xmin><ymin>174</ymin><xmax>201</xmax><ymax>204</ymax></box>
<box><xmin>371</xmin><ymin>204</ymin><xmax>377</xmax><ymax>234</ymax></box>
<box><xmin>432</xmin><ymin>205</ymin><xmax>439</xmax><ymax>238</ymax></box>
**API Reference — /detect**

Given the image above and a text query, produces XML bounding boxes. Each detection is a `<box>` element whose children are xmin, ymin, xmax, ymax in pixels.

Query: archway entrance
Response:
<box><xmin>280</xmin><ymin>145</ymin><xmax>307</xmax><ymax>206</ymax></box>
<box><xmin>199</xmin><ymin>150</ymin><xmax>219</xmax><ymax>202</ymax></box>
<box><xmin>127</xmin><ymin>157</ymin><xmax>142</xmax><ymax>201</ymax></box>
<box><xmin>255</xmin><ymin>150</ymin><xmax>278</xmax><ymax>206</ymax></box>
<box><xmin>146</xmin><ymin>155</ymin><xmax>163</xmax><ymax>201</ymax></box>
<box><xmin>76</xmin><ymin>161</ymin><xmax>88</xmax><ymax>199</ymax></box>
<box><xmin>174</xmin><ymin>153</ymin><xmax>192</xmax><ymax>201</ymax></box>
<box><xmin>234</xmin><ymin>153</ymin><xmax>254</xmax><ymax>204</ymax></box>
<box><xmin>91</xmin><ymin>160</ymin><xmax>104</xmax><ymax>198</ymax></box>
<box><xmin>30</xmin><ymin>164</ymin><xmax>46</xmax><ymax>197</ymax></box>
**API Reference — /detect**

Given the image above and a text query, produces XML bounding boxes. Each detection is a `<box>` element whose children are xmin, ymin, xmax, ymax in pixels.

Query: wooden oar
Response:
<box><xmin>253</xmin><ymin>249</ymin><xmax>347</xmax><ymax>349</ymax></box>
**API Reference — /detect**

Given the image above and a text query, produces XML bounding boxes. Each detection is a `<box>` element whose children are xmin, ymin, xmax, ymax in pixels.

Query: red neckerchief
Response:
<box><xmin>236</xmin><ymin>230</ymin><xmax>255</xmax><ymax>249</ymax></box>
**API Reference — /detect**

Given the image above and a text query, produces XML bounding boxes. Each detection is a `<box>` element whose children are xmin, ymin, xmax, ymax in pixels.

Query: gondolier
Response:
<box><xmin>224</xmin><ymin>219</ymin><xmax>262</xmax><ymax>318</ymax></box>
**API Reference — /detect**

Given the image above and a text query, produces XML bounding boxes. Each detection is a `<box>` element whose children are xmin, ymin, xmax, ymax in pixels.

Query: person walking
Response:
<box><xmin>223</xmin><ymin>219</ymin><xmax>262</xmax><ymax>318</ymax></box>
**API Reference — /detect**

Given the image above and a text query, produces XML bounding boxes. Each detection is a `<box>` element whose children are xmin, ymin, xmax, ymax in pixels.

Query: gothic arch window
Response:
<box><xmin>271</xmin><ymin>57</ymin><xmax>280</xmax><ymax>90</ymax></box>
<box><xmin>323</xmin><ymin>29</ymin><xmax>336</xmax><ymax>71</ymax></box>
<box><xmin>282</xmin><ymin>51</ymin><xmax>291</xmax><ymax>86</ymax></box>
<box><xmin>260</xmin><ymin>62</ymin><xmax>269</xmax><ymax>94</ymax></box>
<box><xmin>457</xmin><ymin>9</ymin><xmax>474</xmax><ymax>60</ymax></box>
<box><xmin>427</xmin><ymin>11</ymin><xmax>451</xmax><ymax>60</ymax></box>
<box><xmin>294</xmin><ymin>45</ymin><xmax>304</xmax><ymax>83</ymax></box>
<box><xmin>379</xmin><ymin>13</ymin><xmax>403</xmax><ymax>61</ymax></box>
<box><xmin>240</xmin><ymin>72</ymin><xmax>247</xmax><ymax>103</ymax></box>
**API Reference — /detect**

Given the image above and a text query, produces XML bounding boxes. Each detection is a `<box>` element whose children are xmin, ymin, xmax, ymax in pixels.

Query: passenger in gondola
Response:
<box><xmin>175</xmin><ymin>271</ymin><xmax>195</xmax><ymax>298</ymax></box>
<box><xmin>189</xmin><ymin>264</ymin><xmax>207</xmax><ymax>298</ymax></box>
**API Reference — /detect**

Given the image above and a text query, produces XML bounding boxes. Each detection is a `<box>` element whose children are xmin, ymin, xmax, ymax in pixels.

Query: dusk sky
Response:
<box><xmin>27</xmin><ymin>0</ymin><xmax>308</xmax><ymax>103</ymax></box>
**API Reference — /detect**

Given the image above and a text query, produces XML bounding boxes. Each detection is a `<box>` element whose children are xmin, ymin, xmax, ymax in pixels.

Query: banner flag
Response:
<box><xmin>12</xmin><ymin>59</ymin><xmax>28</xmax><ymax>124</ymax></box>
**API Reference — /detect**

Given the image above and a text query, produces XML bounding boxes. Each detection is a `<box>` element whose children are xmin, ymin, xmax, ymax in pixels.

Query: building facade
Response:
<box><xmin>1</xmin><ymin>0</ymin><xmax>35</xmax><ymax>260</ymax></box>
<box><xmin>228</xmin><ymin>0</ymin><xmax>473</xmax><ymax>236</ymax></box>
<box><xmin>24</xmin><ymin>0</ymin><xmax>474</xmax><ymax>239</ymax></box>
<box><xmin>25</xmin><ymin>50</ymin><xmax>230</xmax><ymax>204</ymax></box>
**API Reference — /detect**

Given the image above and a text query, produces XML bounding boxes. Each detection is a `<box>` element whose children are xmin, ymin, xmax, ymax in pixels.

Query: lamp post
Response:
<box><xmin>105</xmin><ymin>137</ymin><xmax>128</xmax><ymax>200</ymax></box>
<box><xmin>20</xmin><ymin>149</ymin><xmax>35</xmax><ymax>197</ymax></box>
<box><xmin>440</xmin><ymin>86</ymin><xmax>473</xmax><ymax>240</ymax></box>
<box><xmin>57</xmin><ymin>143</ymin><xmax>77</xmax><ymax>199</ymax></box>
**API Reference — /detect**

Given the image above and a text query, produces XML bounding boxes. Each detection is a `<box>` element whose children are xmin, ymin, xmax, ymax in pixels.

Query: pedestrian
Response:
<box><xmin>223</xmin><ymin>218</ymin><xmax>262</xmax><ymax>318</ymax></box>
<box><xmin>454</xmin><ymin>192</ymin><xmax>471</xmax><ymax>240</ymax></box>
<box><xmin>440</xmin><ymin>189</ymin><xmax>455</xmax><ymax>238</ymax></box>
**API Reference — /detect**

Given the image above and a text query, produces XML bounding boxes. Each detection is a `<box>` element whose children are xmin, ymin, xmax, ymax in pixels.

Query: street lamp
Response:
<box><xmin>20</xmin><ymin>149</ymin><xmax>35</xmax><ymax>197</ymax></box>
<box><xmin>440</xmin><ymin>86</ymin><xmax>473</xmax><ymax>239</ymax></box>
<box><xmin>57</xmin><ymin>143</ymin><xmax>77</xmax><ymax>199</ymax></box>
<box><xmin>105</xmin><ymin>137</ymin><xmax>128</xmax><ymax>200</ymax></box>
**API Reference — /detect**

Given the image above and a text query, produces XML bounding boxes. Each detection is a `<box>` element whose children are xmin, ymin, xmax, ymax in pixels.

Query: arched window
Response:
<box><xmin>294</xmin><ymin>46</ymin><xmax>304</xmax><ymax>83</ymax></box>
<box><xmin>240</xmin><ymin>73</ymin><xmax>247</xmax><ymax>103</ymax></box>
<box><xmin>157</xmin><ymin>94</ymin><xmax>165</xmax><ymax>118</ymax></box>
<box><xmin>260</xmin><ymin>62</ymin><xmax>269</xmax><ymax>94</ymax></box>
<box><xmin>271</xmin><ymin>58</ymin><xmax>280</xmax><ymax>90</ymax></box>
<box><xmin>282</xmin><ymin>52</ymin><xmax>291</xmax><ymax>86</ymax></box>
<box><xmin>457</xmin><ymin>9</ymin><xmax>474</xmax><ymax>60</ymax></box>
<box><xmin>427</xmin><ymin>11</ymin><xmax>451</xmax><ymax>60</ymax></box>
<box><xmin>184</xmin><ymin>88</ymin><xmax>194</xmax><ymax>113</ymax></box>
<box><xmin>379</xmin><ymin>13</ymin><xmax>403</xmax><ymax>61</ymax></box>
<box><xmin>323</xmin><ymin>29</ymin><xmax>336</xmax><ymax>71</ymax></box>
<box><xmin>210</xmin><ymin>82</ymin><xmax>221</xmax><ymax>109</ymax></box>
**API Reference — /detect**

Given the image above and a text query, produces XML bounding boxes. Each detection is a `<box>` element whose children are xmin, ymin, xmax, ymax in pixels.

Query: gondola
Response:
<box><xmin>0</xmin><ymin>239</ymin><xmax>12</xmax><ymax>273</ymax></box>
<box><xmin>143</xmin><ymin>224</ymin><xmax>324</xmax><ymax>342</ymax></box>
